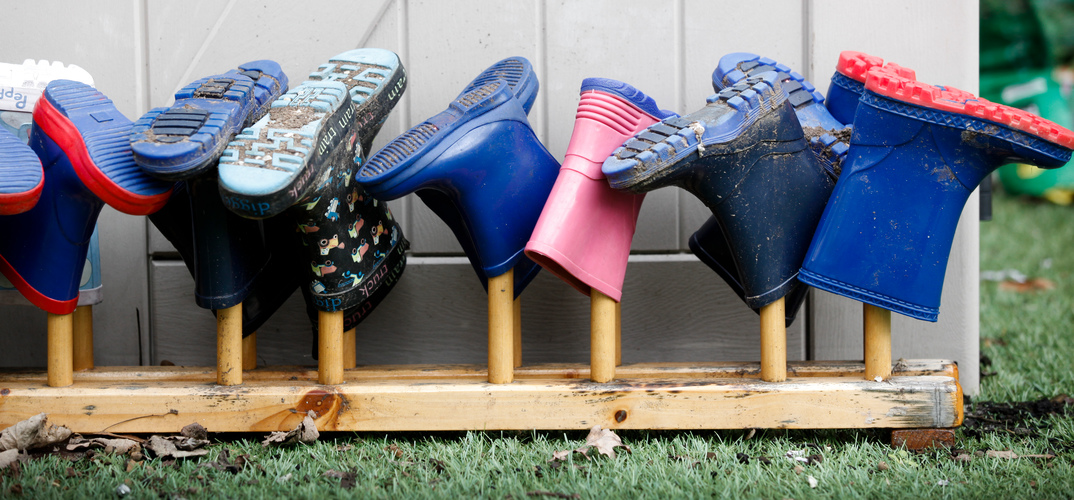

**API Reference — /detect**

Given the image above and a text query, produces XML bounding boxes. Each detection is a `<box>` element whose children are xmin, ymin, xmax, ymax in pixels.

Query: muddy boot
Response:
<box><xmin>219</xmin><ymin>49</ymin><xmax>408</xmax><ymax>337</ymax></box>
<box><xmin>800</xmin><ymin>70</ymin><xmax>1074</xmax><ymax>321</ymax></box>
<box><xmin>357</xmin><ymin>71</ymin><xmax>559</xmax><ymax>294</ymax></box>
<box><xmin>131</xmin><ymin>61</ymin><xmax>287</xmax><ymax>181</ymax></box>
<box><xmin>686</xmin><ymin>52</ymin><xmax>850</xmax><ymax>324</ymax></box>
<box><xmin>413</xmin><ymin>57</ymin><xmax>548</xmax><ymax>296</ymax></box>
<box><xmin>603</xmin><ymin>72</ymin><xmax>835</xmax><ymax>309</ymax></box>
<box><xmin>0</xmin><ymin>81</ymin><xmax>172</xmax><ymax>313</ymax></box>
<box><xmin>140</xmin><ymin>61</ymin><xmax>294</xmax><ymax>333</ymax></box>
<box><xmin>525</xmin><ymin>78</ymin><xmax>675</xmax><ymax>300</ymax></box>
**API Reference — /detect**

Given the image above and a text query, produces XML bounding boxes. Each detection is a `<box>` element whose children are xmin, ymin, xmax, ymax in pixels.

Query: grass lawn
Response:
<box><xmin>2</xmin><ymin>190</ymin><xmax>1072</xmax><ymax>499</ymax></box>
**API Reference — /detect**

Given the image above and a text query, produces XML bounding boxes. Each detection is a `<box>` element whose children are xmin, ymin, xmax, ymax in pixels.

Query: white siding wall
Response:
<box><xmin>0</xmin><ymin>0</ymin><xmax>980</xmax><ymax>393</ymax></box>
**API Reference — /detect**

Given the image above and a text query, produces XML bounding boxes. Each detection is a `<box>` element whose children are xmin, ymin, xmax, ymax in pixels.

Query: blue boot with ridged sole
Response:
<box><xmin>604</xmin><ymin>73</ymin><xmax>834</xmax><ymax>309</ymax></box>
<box><xmin>131</xmin><ymin>60</ymin><xmax>287</xmax><ymax>181</ymax></box>
<box><xmin>0</xmin><ymin>80</ymin><xmax>172</xmax><ymax>314</ymax></box>
<box><xmin>358</xmin><ymin>77</ymin><xmax>559</xmax><ymax>290</ymax></box>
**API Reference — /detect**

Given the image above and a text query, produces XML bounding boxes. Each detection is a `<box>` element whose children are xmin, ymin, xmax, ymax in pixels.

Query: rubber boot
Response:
<box><xmin>688</xmin><ymin>52</ymin><xmax>850</xmax><ymax>324</ymax></box>
<box><xmin>525</xmin><ymin>78</ymin><xmax>675</xmax><ymax>300</ymax></box>
<box><xmin>415</xmin><ymin>57</ymin><xmax>546</xmax><ymax>297</ymax></box>
<box><xmin>0</xmin><ymin>80</ymin><xmax>172</xmax><ymax>313</ymax></box>
<box><xmin>801</xmin><ymin>70</ymin><xmax>1074</xmax><ymax>321</ymax></box>
<box><xmin>131</xmin><ymin>60</ymin><xmax>287</xmax><ymax>180</ymax></box>
<box><xmin>0</xmin><ymin>126</ymin><xmax>43</xmax><ymax>214</ymax></box>
<box><xmin>603</xmin><ymin>73</ymin><xmax>835</xmax><ymax>308</ymax></box>
<box><xmin>358</xmin><ymin>76</ymin><xmax>559</xmax><ymax>292</ymax></box>
<box><xmin>825</xmin><ymin>51</ymin><xmax>917</xmax><ymax>126</ymax></box>
<box><xmin>218</xmin><ymin>49</ymin><xmax>409</xmax><ymax>334</ymax></box>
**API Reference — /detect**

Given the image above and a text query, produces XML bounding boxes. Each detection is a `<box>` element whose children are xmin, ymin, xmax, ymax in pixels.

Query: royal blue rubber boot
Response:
<box><xmin>801</xmin><ymin>71</ymin><xmax>1074</xmax><ymax>321</ymax></box>
<box><xmin>358</xmin><ymin>77</ymin><xmax>559</xmax><ymax>291</ymax></box>
<box><xmin>824</xmin><ymin>51</ymin><xmax>918</xmax><ymax>126</ymax></box>
<box><xmin>0</xmin><ymin>80</ymin><xmax>172</xmax><ymax>314</ymax></box>
<box><xmin>0</xmin><ymin>126</ymin><xmax>44</xmax><ymax>215</ymax></box>
<box><xmin>221</xmin><ymin>49</ymin><xmax>409</xmax><ymax>332</ymax></box>
<box><xmin>604</xmin><ymin>73</ymin><xmax>835</xmax><ymax>309</ymax></box>
<box><xmin>413</xmin><ymin>57</ymin><xmax>544</xmax><ymax>297</ymax></box>
<box><xmin>131</xmin><ymin>61</ymin><xmax>287</xmax><ymax>181</ymax></box>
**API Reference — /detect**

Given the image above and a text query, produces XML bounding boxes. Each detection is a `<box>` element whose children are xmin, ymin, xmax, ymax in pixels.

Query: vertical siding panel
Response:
<box><xmin>806</xmin><ymin>0</ymin><xmax>980</xmax><ymax>394</ymax></box>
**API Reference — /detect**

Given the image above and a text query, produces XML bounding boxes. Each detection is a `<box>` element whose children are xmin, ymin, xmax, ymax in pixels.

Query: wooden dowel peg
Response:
<box><xmin>513</xmin><ymin>297</ymin><xmax>522</xmax><ymax>367</ymax></box>
<box><xmin>344</xmin><ymin>328</ymin><xmax>357</xmax><ymax>370</ymax></box>
<box><xmin>864</xmin><ymin>304</ymin><xmax>892</xmax><ymax>381</ymax></box>
<box><xmin>614</xmin><ymin>300</ymin><xmax>622</xmax><ymax>366</ymax></box>
<box><xmin>759</xmin><ymin>297</ymin><xmax>786</xmax><ymax>382</ymax></box>
<box><xmin>47</xmin><ymin>312</ymin><xmax>74</xmax><ymax>387</ymax></box>
<box><xmin>216</xmin><ymin>304</ymin><xmax>243</xmax><ymax>385</ymax></box>
<box><xmin>319</xmin><ymin>310</ymin><xmax>345</xmax><ymax>385</ymax></box>
<box><xmin>72</xmin><ymin>305</ymin><xmax>94</xmax><ymax>371</ymax></box>
<box><xmin>488</xmin><ymin>269</ymin><xmax>514</xmax><ymax>384</ymax></box>
<box><xmin>590</xmin><ymin>290</ymin><xmax>617</xmax><ymax>383</ymax></box>
<box><xmin>242</xmin><ymin>331</ymin><xmax>257</xmax><ymax>371</ymax></box>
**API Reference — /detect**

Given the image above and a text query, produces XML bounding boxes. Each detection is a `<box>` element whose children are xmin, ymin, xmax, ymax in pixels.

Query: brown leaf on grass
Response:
<box><xmin>324</xmin><ymin>469</ymin><xmax>357</xmax><ymax>489</ymax></box>
<box><xmin>0</xmin><ymin>449</ymin><xmax>20</xmax><ymax>470</ymax></box>
<box><xmin>0</xmin><ymin>414</ymin><xmax>72</xmax><ymax>452</ymax></box>
<box><xmin>144</xmin><ymin>435</ymin><xmax>209</xmax><ymax>459</ymax></box>
<box><xmin>998</xmin><ymin>277</ymin><xmax>1055</xmax><ymax>292</ymax></box>
<box><xmin>384</xmin><ymin>444</ymin><xmax>404</xmax><ymax>458</ymax></box>
<box><xmin>180</xmin><ymin>423</ymin><xmax>208</xmax><ymax>441</ymax></box>
<box><xmin>1051</xmin><ymin>394</ymin><xmax>1074</xmax><ymax>405</ymax></box>
<box><xmin>261</xmin><ymin>411</ymin><xmax>319</xmax><ymax>447</ymax></box>
<box><xmin>66</xmin><ymin>436</ymin><xmax>140</xmax><ymax>455</ymax></box>
<box><xmin>201</xmin><ymin>449</ymin><xmax>248</xmax><ymax>473</ymax></box>
<box><xmin>584</xmin><ymin>425</ymin><xmax>630</xmax><ymax>459</ymax></box>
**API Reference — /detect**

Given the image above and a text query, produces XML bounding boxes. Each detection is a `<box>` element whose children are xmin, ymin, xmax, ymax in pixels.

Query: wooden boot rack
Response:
<box><xmin>0</xmin><ymin>283</ymin><xmax>962</xmax><ymax>443</ymax></box>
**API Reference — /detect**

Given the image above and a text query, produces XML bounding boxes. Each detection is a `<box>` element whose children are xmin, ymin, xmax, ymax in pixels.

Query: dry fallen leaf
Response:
<box><xmin>0</xmin><ymin>413</ymin><xmax>72</xmax><ymax>452</ymax></box>
<box><xmin>66</xmin><ymin>436</ymin><xmax>140</xmax><ymax>455</ymax></box>
<box><xmin>0</xmin><ymin>449</ymin><xmax>20</xmax><ymax>469</ymax></box>
<box><xmin>261</xmin><ymin>411</ymin><xmax>319</xmax><ymax>447</ymax></box>
<box><xmin>807</xmin><ymin>475</ymin><xmax>818</xmax><ymax>488</ymax></box>
<box><xmin>144</xmin><ymin>435</ymin><xmax>209</xmax><ymax>459</ymax></box>
<box><xmin>584</xmin><ymin>425</ymin><xmax>630</xmax><ymax>459</ymax></box>
<box><xmin>998</xmin><ymin>278</ymin><xmax>1055</xmax><ymax>293</ymax></box>
<box><xmin>987</xmin><ymin>450</ymin><xmax>1018</xmax><ymax>459</ymax></box>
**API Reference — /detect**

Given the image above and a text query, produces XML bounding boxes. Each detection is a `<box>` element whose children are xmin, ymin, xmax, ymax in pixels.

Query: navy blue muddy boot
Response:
<box><xmin>603</xmin><ymin>72</ymin><xmax>835</xmax><ymax>309</ymax></box>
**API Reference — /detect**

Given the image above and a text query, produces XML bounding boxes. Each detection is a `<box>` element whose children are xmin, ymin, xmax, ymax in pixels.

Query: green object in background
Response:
<box><xmin>980</xmin><ymin>69</ymin><xmax>1074</xmax><ymax>203</ymax></box>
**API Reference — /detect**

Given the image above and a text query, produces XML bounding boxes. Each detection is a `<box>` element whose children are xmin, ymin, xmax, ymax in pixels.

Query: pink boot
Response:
<box><xmin>525</xmin><ymin>78</ymin><xmax>675</xmax><ymax>301</ymax></box>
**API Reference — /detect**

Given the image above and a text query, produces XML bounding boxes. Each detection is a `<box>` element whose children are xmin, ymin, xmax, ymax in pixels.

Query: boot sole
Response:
<box><xmin>36</xmin><ymin>80</ymin><xmax>173</xmax><ymax>215</ymax></box>
<box><xmin>866</xmin><ymin>71</ymin><xmax>1074</xmax><ymax>153</ymax></box>
<box><xmin>217</xmin><ymin>81</ymin><xmax>352</xmax><ymax>218</ymax></box>
<box><xmin>602</xmin><ymin>72</ymin><xmax>786</xmax><ymax>192</ymax></box>
<box><xmin>460</xmin><ymin>56</ymin><xmax>538</xmax><ymax>114</ymax></box>
<box><xmin>714</xmin><ymin>52</ymin><xmax>847</xmax><ymax>176</ymax></box>
<box><xmin>307</xmin><ymin>48</ymin><xmax>406</xmax><ymax>148</ymax></box>
<box><xmin>0</xmin><ymin>127</ymin><xmax>43</xmax><ymax>214</ymax></box>
<box><xmin>358</xmin><ymin>79</ymin><xmax>513</xmax><ymax>195</ymax></box>
<box><xmin>131</xmin><ymin>61</ymin><xmax>287</xmax><ymax>180</ymax></box>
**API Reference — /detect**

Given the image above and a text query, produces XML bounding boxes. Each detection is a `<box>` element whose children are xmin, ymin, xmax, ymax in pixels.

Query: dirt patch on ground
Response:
<box><xmin>963</xmin><ymin>395</ymin><xmax>1073</xmax><ymax>440</ymax></box>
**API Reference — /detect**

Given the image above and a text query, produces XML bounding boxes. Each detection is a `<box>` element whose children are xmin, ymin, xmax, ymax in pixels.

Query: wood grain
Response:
<box><xmin>72</xmin><ymin>306</ymin><xmax>94</xmax><ymax>371</ymax></box>
<box><xmin>47</xmin><ymin>312</ymin><xmax>73</xmax><ymax>387</ymax></box>
<box><xmin>216</xmin><ymin>305</ymin><xmax>242</xmax><ymax>385</ymax></box>
<box><xmin>0</xmin><ymin>362</ymin><xmax>962</xmax><ymax>432</ymax></box>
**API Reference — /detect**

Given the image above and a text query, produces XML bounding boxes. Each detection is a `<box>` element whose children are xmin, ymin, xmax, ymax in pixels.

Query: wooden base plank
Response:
<box><xmin>0</xmin><ymin>361</ymin><xmax>962</xmax><ymax>433</ymax></box>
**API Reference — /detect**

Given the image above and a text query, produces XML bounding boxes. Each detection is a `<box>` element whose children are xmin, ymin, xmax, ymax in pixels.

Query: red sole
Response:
<box><xmin>836</xmin><ymin>51</ymin><xmax>916</xmax><ymax>83</ymax></box>
<box><xmin>0</xmin><ymin>174</ymin><xmax>44</xmax><ymax>215</ymax></box>
<box><xmin>32</xmin><ymin>97</ymin><xmax>171</xmax><ymax>216</ymax></box>
<box><xmin>865</xmin><ymin>70</ymin><xmax>1074</xmax><ymax>149</ymax></box>
<box><xmin>0</xmin><ymin>251</ymin><xmax>77</xmax><ymax>314</ymax></box>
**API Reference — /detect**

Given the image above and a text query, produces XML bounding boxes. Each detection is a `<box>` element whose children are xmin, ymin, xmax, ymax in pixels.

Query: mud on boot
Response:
<box><xmin>603</xmin><ymin>72</ymin><xmax>835</xmax><ymax>308</ymax></box>
<box><xmin>800</xmin><ymin>69</ymin><xmax>1074</xmax><ymax>321</ymax></box>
